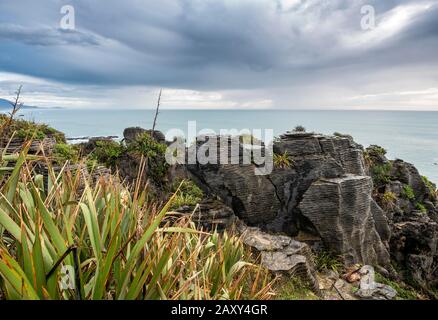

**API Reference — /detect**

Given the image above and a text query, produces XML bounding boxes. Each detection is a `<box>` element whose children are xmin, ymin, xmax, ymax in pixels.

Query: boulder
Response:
<box><xmin>298</xmin><ymin>175</ymin><xmax>391</xmax><ymax>267</ymax></box>
<box><xmin>188</xmin><ymin>136</ymin><xmax>282</xmax><ymax>225</ymax></box>
<box><xmin>188</xmin><ymin>134</ymin><xmax>355</xmax><ymax>231</ymax></box>
<box><xmin>188</xmin><ymin>133</ymin><xmax>390</xmax><ymax>267</ymax></box>
<box><xmin>239</xmin><ymin>224</ymin><xmax>320</xmax><ymax>293</ymax></box>
<box><xmin>187</xmin><ymin>133</ymin><xmax>438</xmax><ymax>291</ymax></box>
<box><xmin>354</xmin><ymin>266</ymin><xmax>397</xmax><ymax>300</ymax></box>
<box><xmin>390</xmin><ymin>218</ymin><xmax>438</xmax><ymax>290</ymax></box>
<box><xmin>123</xmin><ymin>127</ymin><xmax>166</xmax><ymax>144</ymax></box>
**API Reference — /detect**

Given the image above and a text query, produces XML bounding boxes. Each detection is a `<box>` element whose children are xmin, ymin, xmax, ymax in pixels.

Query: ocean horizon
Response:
<box><xmin>19</xmin><ymin>108</ymin><xmax>438</xmax><ymax>183</ymax></box>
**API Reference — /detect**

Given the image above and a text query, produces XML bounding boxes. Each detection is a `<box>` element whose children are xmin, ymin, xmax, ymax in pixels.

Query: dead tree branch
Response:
<box><xmin>151</xmin><ymin>89</ymin><xmax>162</xmax><ymax>136</ymax></box>
<box><xmin>0</xmin><ymin>85</ymin><xmax>23</xmax><ymax>136</ymax></box>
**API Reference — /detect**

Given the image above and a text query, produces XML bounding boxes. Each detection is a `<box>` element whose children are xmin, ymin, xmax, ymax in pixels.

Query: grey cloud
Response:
<box><xmin>0</xmin><ymin>23</ymin><xmax>102</xmax><ymax>46</ymax></box>
<box><xmin>0</xmin><ymin>0</ymin><xmax>437</xmax><ymax>109</ymax></box>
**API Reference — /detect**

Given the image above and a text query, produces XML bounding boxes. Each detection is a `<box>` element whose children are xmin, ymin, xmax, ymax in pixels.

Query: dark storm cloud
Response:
<box><xmin>0</xmin><ymin>24</ymin><xmax>102</xmax><ymax>46</ymax></box>
<box><xmin>0</xmin><ymin>0</ymin><xmax>437</xmax><ymax>108</ymax></box>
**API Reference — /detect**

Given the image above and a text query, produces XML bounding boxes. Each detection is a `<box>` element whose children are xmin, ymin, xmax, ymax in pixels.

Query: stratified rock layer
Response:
<box><xmin>298</xmin><ymin>175</ymin><xmax>390</xmax><ymax>266</ymax></box>
<box><xmin>239</xmin><ymin>223</ymin><xmax>319</xmax><ymax>292</ymax></box>
<box><xmin>187</xmin><ymin>132</ymin><xmax>391</xmax><ymax>268</ymax></box>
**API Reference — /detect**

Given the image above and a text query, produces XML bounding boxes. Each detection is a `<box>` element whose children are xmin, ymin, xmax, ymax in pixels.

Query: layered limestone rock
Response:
<box><xmin>239</xmin><ymin>223</ymin><xmax>319</xmax><ymax>293</ymax></box>
<box><xmin>298</xmin><ymin>175</ymin><xmax>390</xmax><ymax>266</ymax></box>
<box><xmin>1</xmin><ymin>137</ymin><xmax>57</xmax><ymax>155</ymax></box>
<box><xmin>275</xmin><ymin>133</ymin><xmax>366</xmax><ymax>176</ymax></box>
<box><xmin>187</xmin><ymin>132</ymin><xmax>390</xmax><ymax>268</ymax></box>
<box><xmin>187</xmin><ymin>136</ymin><xmax>282</xmax><ymax>225</ymax></box>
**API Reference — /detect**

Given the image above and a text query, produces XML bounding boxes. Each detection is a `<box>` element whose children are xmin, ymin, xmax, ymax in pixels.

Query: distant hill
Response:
<box><xmin>0</xmin><ymin>98</ymin><xmax>13</xmax><ymax>109</ymax></box>
<box><xmin>0</xmin><ymin>98</ymin><xmax>38</xmax><ymax>110</ymax></box>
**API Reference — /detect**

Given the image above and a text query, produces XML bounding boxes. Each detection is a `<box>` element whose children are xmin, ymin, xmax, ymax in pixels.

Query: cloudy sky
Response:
<box><xmin>0</xmin><ymin>0</ymin><xmax>437</xmax><ymax>109</ymax></box>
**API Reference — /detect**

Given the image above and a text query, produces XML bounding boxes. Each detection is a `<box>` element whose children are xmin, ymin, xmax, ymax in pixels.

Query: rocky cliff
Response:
<box><xmin>47</xmin><ymin>126</ymin><xmax>437</xmax><ymax>297</ymax></box>
<box><xmin>187</xmin><ymin>131</ymin><xmax>438</xmax><ymax>295</ymax></box>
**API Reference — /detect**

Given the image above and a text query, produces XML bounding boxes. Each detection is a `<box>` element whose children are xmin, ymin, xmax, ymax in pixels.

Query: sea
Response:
<box><xmin>18</xmin><ymin>109</ymin><xmax>438</xmax><ymax>183</ymax></box>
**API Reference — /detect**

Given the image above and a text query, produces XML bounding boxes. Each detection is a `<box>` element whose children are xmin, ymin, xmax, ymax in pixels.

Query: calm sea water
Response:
<box><xmin>20</xmin><ymin>109</ymin><xmax>438</xmax><ymax>183</ymax></box>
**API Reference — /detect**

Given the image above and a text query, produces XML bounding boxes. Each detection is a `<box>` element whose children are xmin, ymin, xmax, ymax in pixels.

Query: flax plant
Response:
<box><xmin>0</xmin><ymin>149</ymin><xmax>272</xmax><ymax>300</ymax></box>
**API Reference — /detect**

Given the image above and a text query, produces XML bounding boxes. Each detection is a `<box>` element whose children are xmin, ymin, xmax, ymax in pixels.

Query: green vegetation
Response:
<box><xmin>0</xmin><ymin>114</ymin><xmax>65</xmax><ymax>143</ymax></box>
<box><xmin>293</xmin><ymin>125</ymin><xmax>306</xmax><ymax>133</ymax></box>
<box><xmin>314</xmin><ymin>251</ymin><xmax>343</xmax><ymax>273</ymax></box>
<box><xmin>85</xmin><ymin>159</ymin><xmax>99</xmax><ymax>172</ymax></box>
<box><xmin>415</xmin><ymin>202</ymin><xmax>427</xmax><ymax>213</ymax></box>
<box><xmin>368</xmin><ymin>145</ymin><xmax>387</xmax><ymax>156</ymax></box>
<box><xmin>364</xmin><ymin>146</ymin><xmax>388</xmax><ymax>168</ymax></box>
<box><xmin>81</xmin><ymin>134</ymin><xmax>170</xmax><ymax>185</ymax></box>
<box><xmin>375</xmin><ymin>273</ymin><xmax>419</xmax><ymax>300</ymax></box>
<box><xmin>128</xmin><ymin>133</ymin><xmax>169</xmax><ymax>183</ymax></box>
<box><xmin>0</xmin><ymin>150</ymin><xmax>272</xmax><ymax>300</ymax></box>
<box><xmin>401</xmin><ymin>185</ymin><xmax>416</xmax><ymax>201</ymax></box>
<box><xmin>273</xmin><ymin>151</ymin><xmax>294</xmax><ymax>169</ymax></box>
<box><xmin>52</xmin><ymin>143</ymin><xmax>80</xmax><ymax>164</ymax></box>
<box><xmin>91</xmin><ymin>140</ymin><xmax>125</xmax><ymax>167</ymax></box>
<box><xmin>363</xmin><ymin>151</ymin><xmax>372</xmax><ymax>167</ymax></box>
<box><xmin>275</xmin><ymin>276</ymin><xmax>319</xmax><ymax>300</ymax></box>
<box><xmin>171</xmin><ymin>179</ymin><xmax>204</xmax><ymax>209</ymax></box>
<box><xmin>16</xmin><ymin>127</ymin><xmax>46</xmax><ymax>141</ymax></box>
<box><xmin>422</xmin><ymin>176</ymin><xmax>437</xmax><ymax>199</ymax></box>
<box><xmin>370</xmin><ymin>163</ymin><xmax>392</xmax><ymax>186</ymax></box>
<box><xmin>381</xmin><ymin>191</ymin><xmax>397</xmax><ymax>210</ymax></box>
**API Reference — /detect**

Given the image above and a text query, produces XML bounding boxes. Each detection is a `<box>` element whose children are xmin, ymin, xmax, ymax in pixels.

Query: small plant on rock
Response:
<box><xmin>422</xmin><ymin>176</ymin><xmax>437</xmax><ymax>200</ymax></box>
<box><xmin>52</xmin><ymin>143</ymin><xmax>80</xmax><ymax>164</ymax></box>
<box><xmin>381</xmin><ymin>191</ymin><xmax>397</xmax><ymax>210</ymax></box>
<box><xmin>293</xmin><ymin>125</ymin><xmax>306</xmax><ymax>133</ymax></box>
<box><xmin>375</xmin><ymin>273</ymin><xmax>419</xmax><ymax>300</ymax></box>
<box><xmin>275</xmin><ymin>276</ymin><xmax>319</xmax><ymax>300</ymax></box>
<box><xmin>273</xmin><ymin>151</ymin><xmax>294</xmax><ymax>169</ymax></box>
<box><xmin>368</xmin><ymin>145</ymin><xmax>387</xmax><ymax>156</ymax></box>
<box><xmin>129</xmin><ymin>133</ymin><xmax>169</xmax><ymax>182</ymax></box>
<box><xmin>314</xmin><ymin>251</ymin><xmax>343</xmax><ymax>273</ymax></box>
<box><xmin>371</xmin><ymin>163</ymin><xmax>392</xmax><ymax>186</ymax></box>
<box><xmin>92</xmin><ymin>140</ymin><xmax>126</xmax><ymax>167</ymax></box>
<box><xmin>415</xmin><ymin>202</ymin><xmax>427</xmax><ymax>213</ymax></box>
<box><xmin>401</xmin><ymin>185</ymin><xmax>416</xmax><ymax>201</ymax></box>
<box><xmin>171</xmin><ymin>179</ymin><xmax>204</xmax><ymax>209</ymax></box>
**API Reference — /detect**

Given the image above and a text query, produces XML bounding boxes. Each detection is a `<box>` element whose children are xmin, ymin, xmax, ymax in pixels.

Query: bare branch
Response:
<box><xmin>151</xmin><ymin>89</ymin><xmax>162</xmax><ymax>136</ymax></box>
<box><xmin>0</xmin><ymin>85</ymin><xmax>23</xmax><ymax>137</ymax></box>
<box><xmin>9</xmin><ymin>85</ymin><xmax>23</xmax><ymax>122</ymax></box>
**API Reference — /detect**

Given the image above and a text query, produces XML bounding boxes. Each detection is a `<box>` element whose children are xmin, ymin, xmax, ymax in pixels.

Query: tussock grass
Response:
<box><xmin>314</xmin><ymin>251</ymin><xmax>343</xmax><ymax>273</ymax></box>
<box><xmin>273</xmin><ymin>151</ymin><xmax>294</xmax><ymax>169</ymax></box>
<box><xmin>0</xmin><ymin>147</ymin><xmax>273</xmax><ymax>300</ymax></box>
